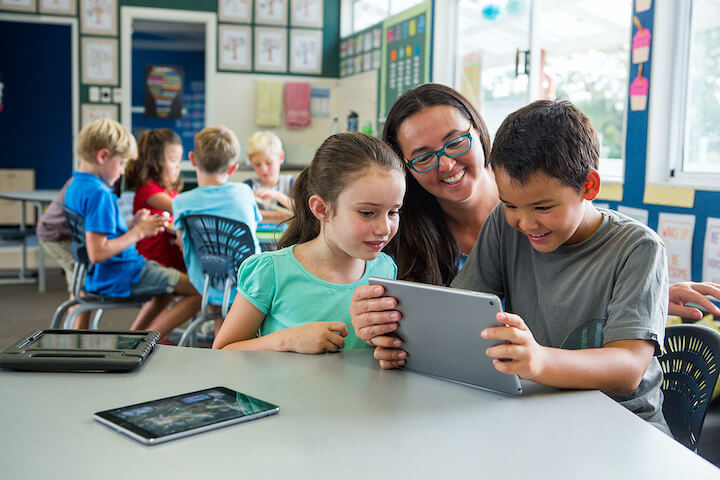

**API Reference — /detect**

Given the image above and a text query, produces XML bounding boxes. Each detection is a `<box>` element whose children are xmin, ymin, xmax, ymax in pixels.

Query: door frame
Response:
<box><xmin>120</xmin><ymin>7</ymin><xmax>216</xmax><ymax>129</ymax></box>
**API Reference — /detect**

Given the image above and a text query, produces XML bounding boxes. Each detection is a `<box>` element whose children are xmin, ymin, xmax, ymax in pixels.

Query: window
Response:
<box><xmin>343</xmin><ymin>0</ymin><xmax>423</xmax><ymax>35</ymax></box>
<box><xmin>454</xmin><ymin>0</ymin><xmax>631</xmax><ymax>181</ymax></box>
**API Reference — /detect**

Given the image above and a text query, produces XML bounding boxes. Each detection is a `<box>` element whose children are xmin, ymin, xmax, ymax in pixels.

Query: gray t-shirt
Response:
<box><xmin>452</xmin><ymin>205</ymin><xmax>670</xmax><ymax>433</ymax></box>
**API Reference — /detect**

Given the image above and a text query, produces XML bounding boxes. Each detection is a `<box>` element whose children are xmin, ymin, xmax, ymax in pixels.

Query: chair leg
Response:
<box><xmin>178</xmin><ymin>314</ymin><xmax>208</xmax><ymax>347</ymax></box>
<box><xmin>89</xmin><ymin>309</ymin><xmax>104</xmax><ymax>329</ymax></box>
<box><xmin>50</xmin><ymin>298</ymin><xmax>80</xmax><ymax>329</ymax></box>
<box><xmin>64</xmin><ymin>304</ymin><xmax>99</xmax><ymax>329</ymax></box>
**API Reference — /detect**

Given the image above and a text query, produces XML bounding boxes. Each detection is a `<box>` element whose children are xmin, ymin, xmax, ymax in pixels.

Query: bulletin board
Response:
<box><xmin>378</xmin><ymin>0</ymin><xmax>431</xmax><ymax>123</ymax></box>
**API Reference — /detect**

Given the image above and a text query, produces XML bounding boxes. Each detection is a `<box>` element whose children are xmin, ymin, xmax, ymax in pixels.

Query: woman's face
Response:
<box><xmin>396</xmin><ymin>105</ymin><xmax>485</xmax><ymax>205</ymax></box>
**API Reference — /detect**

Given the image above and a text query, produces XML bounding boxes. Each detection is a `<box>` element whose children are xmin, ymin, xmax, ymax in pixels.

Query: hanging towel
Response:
<box><xmin>284</xmin><ymin>81</ymin><xmax>311</xmax><ymax>129</ymax></box>
<box><xmin>256</xmin><ymin>81</ymin><xmax>283</xmax><ymax>127</ymax></box>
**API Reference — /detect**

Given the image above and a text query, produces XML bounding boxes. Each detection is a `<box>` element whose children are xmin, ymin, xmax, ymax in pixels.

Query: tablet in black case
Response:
<box><xmin>0</xmin><ymin>329</ymin><xmax>159</xmax><ymax>372</ymax></box>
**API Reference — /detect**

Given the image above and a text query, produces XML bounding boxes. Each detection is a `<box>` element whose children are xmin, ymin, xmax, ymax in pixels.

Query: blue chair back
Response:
<box><xmin>660</xmin><ymin>323</ymin><xmax>720</xmax><ymax>449</ymax></box>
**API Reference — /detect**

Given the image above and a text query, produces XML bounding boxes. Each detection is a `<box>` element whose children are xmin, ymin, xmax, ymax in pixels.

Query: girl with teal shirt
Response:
<box><xmin>213</xmin><ymin>133</ymin><xmax>406</xmax><ymax>353</ymax></box>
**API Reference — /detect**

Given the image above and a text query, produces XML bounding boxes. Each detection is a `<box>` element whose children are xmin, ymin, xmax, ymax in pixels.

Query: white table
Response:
<box><xmin>0</xmin><ymin>347</ymin><xmax>717</xmax><ymax>479</ymax></box>
<box><xmin>0</xmin><ymin>190</ymin><xmax>59</xmax><ymax>292</ymax></box>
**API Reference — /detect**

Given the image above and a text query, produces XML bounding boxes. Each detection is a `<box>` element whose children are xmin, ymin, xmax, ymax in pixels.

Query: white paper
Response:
<box><xmin>593</xmin><ymin>202</ymin><xmax>610</xmax><ymax>210</ymax></box>
<box><xmin>657</xmin><ymin>212</ymin><xmax>696</xmax><ymax>283</ymax></box>
<box><xmin>702</xmin><ymin>217</ymin><xmax>720</xmax><ymax>283</ymax></box>
<box><xmin>618</xmin><ymin>205</ymin><xmax>649</xmax><ymax>225</ymax></box>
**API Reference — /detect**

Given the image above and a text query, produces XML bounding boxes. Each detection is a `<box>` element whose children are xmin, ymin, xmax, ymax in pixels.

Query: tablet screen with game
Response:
<box><xmin>94</xmin><ymin>387</ymin><xmax>279</xmax><ymax>445</ymax></box>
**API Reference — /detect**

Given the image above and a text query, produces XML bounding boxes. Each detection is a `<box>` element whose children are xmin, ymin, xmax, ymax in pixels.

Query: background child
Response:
<box><xmin>125</xmin><ymin>128</ymin><xmax>185</xmax><ymax>271</ymax></box>
<box><xmin>213</xmin><ymin>133</ymin><xmax>405</xmax><ymax>352</ymax></box>
<box><xmin>64</xmin><ymin>118</ymin><xmax>200</xmax><ymax>338</ymax></box>
<box><xmin>173</xmin><ymin>126</ymin><xmax>262</xmax><ymax>334</ymax></box>
<box><xmin>244</xmin><ymin>131</ymin><xmax>294</xmax><ymax>222</ymax></box>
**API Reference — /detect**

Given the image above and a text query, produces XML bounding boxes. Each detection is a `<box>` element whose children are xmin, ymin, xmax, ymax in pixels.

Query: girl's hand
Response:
<box><xmin>482</xmin><ymin>312</ymin><xmax>549</xmax><ymax>381</ymax></box>
<box><xmin>350</xmin><ymin>285</ymin><xmax>401</xmax><ymax>344</ymax></box>
<box><xmin>285</xmin><ymin>322</ymin><xmax>348</xmax><ymax>354</ymax></box>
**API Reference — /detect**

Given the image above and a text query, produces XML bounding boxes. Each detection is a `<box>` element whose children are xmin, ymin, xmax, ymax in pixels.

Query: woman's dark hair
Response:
<box><xmin>382</xmin><ymin>83</ymin><xmax>491</xmax><ymax>285</ymax></box>
<box><xmin>278</xmin><ymin>133</ymin><xmax>404</xmax><ymax>248</ymax></box>
<box><xmin>125</xmin><ymin>128</ymin><xmax>183</xmax><ymax>192</ymax></box>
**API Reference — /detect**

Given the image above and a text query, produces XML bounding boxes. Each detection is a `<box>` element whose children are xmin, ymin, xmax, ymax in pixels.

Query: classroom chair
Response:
<box><xmin>660</xmin><ymin>323</ymin><xmax>720</xmax><ymax>450</ymax></box>
<box><xmin>49</xmin><ymin>207</ymin><xmax>153</xmax><ymax>329</ymax></box>
<box><xmin>175</xmin><ymin>214</ymin><xmax>256</xmax><ymax>347</ymax></box>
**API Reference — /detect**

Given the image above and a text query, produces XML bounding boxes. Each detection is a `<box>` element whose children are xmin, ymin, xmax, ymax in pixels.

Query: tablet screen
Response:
<box><xmin>96</xmin><ymin>387</ymin><xmax>278</xmax><ymax>440</ymax></box>
<box><xmin>25</xmin><ymin>332</ymin><xmax>146</xmax><ymax>350</ymax></box>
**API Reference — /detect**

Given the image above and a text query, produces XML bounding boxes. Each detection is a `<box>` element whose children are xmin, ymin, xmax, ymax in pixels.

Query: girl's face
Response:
<box><xmin>321</xmin><ymin>167</ymin><xmax>406</xmax><ymax>262</ymax></box>
<box><xmin>162</xmin><ymin>143</ymin><xmax>183</xmax><ymax>186</ymax></box>
<box><xmin>396</xmin><ymin>105</ymin><xmax>486</xmax><ymax>205</ymax></box>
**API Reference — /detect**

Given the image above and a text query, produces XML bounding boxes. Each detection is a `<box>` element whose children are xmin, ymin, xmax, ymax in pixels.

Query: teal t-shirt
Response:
<box><xmin>237</xmin><ymin>245</ymin><xmax>397</xmax><ymax>350</ymax></box>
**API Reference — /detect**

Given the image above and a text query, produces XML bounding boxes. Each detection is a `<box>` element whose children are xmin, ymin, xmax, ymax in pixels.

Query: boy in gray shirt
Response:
<box><xmin>451</xmin><ymin>100</ymin><xmax>669</xmax><ymax>432</ymax></box>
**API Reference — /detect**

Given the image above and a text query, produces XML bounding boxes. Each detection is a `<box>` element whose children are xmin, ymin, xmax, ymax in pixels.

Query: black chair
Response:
<box><xmin>660</xmin><ymin>323</ymin><xmax>720</xmax><ymax>450</ymax></box>
<box><xmin>176</xmin><ymin>214</ymin><xmax>256</xmax><ymax>347</ymax></box>
<box><xmin>50</xmin><ymin>206</ymin><xmax>153</xmax><ymax>329</ymax></box>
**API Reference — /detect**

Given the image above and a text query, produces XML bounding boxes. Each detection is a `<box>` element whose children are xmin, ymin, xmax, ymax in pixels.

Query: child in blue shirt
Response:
<box><xmin>213</xmin><ymin>133</ymin><xmax>406</xmax><ymax>353</ymax></box>
<box><xmin>172</xmin><ymin>126</ymin><xmax>261</xmax><ymax>335</ymax></box>
<box><xmin>64</xmin><ymin>118</ymin><xmax>201</xmax><ymax>337</ymax></box>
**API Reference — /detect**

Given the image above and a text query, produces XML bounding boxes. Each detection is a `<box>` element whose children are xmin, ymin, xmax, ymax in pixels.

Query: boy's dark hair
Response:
<box><xmin>278</xmin><ymin>133</ymin><xmax>404</xmax><ymax>248</ymax></box>
<box><xmin>125</xmin><ymin>128</ymin><xmax>183</xmax><ymax>191</ymax></box>
<box><xmin>490</xmin><ymin>99</ymin><xmax>599</xmax><ymax>192</ymax></box>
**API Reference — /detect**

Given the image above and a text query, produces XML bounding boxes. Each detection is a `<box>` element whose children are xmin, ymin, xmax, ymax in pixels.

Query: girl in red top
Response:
<box><xmin>125</xmin><ymin>128</ymin><xmax>186</xmax><ymax>271</ymax></box>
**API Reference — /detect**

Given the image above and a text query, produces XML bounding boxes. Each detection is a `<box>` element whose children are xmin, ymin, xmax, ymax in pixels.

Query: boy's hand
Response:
<box><xmin>134</xmin><ymin>210</ymin><xmax>167</xmax><ymax>239</ymax></box>
<box><xmin>482</xmin><ymin>312</ymin><xmax>548</xmax><ymax>380</ymax></box>
<box><xmin>286</xmin><ymin>322</ymin><xmax>348</xmax><ymax>354</ymax></box>
<box><xmin>129</xmin><ymin>208</ymin><xmax>150</xmax><ymax>228</ymax></box>
<box><xmin>668</xmin><ymin>281</ymin><xmax>720</xmax><ymax>320</ymax></box>
<box><xmin>254</xmin><ymin>188</ymin><xmax>282</xmax><ymax>201</ymax></box>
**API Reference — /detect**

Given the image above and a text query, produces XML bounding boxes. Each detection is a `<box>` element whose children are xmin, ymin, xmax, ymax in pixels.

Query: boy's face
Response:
<box><xmin>98</xmin><ymin>151</ymin><xmax>129</xmax><ymax>187</ymax></box>
<box><xmin>249</xmin><ymin>152</ymin><xmax>283</xmax><ymax>187</ymax></box>
<box><xmin>494</xmin><ymin>167</ymin><xmax>598</xmax><ymax>253</ymax></box>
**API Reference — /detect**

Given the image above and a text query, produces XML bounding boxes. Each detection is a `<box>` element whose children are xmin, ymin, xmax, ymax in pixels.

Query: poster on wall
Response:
<box><xmin>81</xmin><ymin>37</ymin><xmax>117</xmax><ymax>85</ymax></box>
<box><xmin>80</xmin><ymin>0</ymin><xmax>117</xmax><ymax>36</ymax></box>
<box><xmin>254</xmin><ymin>27</ymin><xmax>287</xmax><ymax>72</ymax></box>
<box><xmin>144</xmin><ymin>65</ymin><xmax>183</xmax><ymax>119</ymax></box>
<box><xmin>378</xmin><ymin>1</ymin><xmax>431</xmax><ymax>122</ymax></box>
<box><xmin>255</xmin><ymin>0</ymin><xmax>287</xmax><ymax>26</ymax></box>
<box><xmin>290</xmin><ymin>29</ymin><xmax>322</xmax><ymax>74</ymax></box>
<box><xmin>39</xmin><ymin>0</ymin><xmax>75</xmax><ymax>15</ymax></box>
<box><xmin>218</xmin><ymin>0</ymin><xmax>252</xmax><ymax>23</ymax></box>
<box><xmin>219</xmin><ymin>25</ymin><xmax>252</xmax><ymax>71</ymax></box>
<box><xmin>657</xmin><ymin>212</ymin><xmax>696</xmax><ymax>283</ymax></box>
<box><xmin>0</xmin><ymin>0</ymin><xmax>36</xmax><ymax>12</ymax></box>
<box><xmin>81</xmin><ymin>103</ymin><xmax>118</xmax><ymax>126</ymax></box>
<box><xmin>291</xmin><ymin>0</ymin><xmax>323</xmax><ymax>28</ymax></box>
<box><xmin>703</xmin><ymin>217</ymin><xmax>720</xmax><ymax>283</ymax></box>
<box><xmin>617</xmin><ymin>205</ymin><xmax>649</xmax><ymax>225</ymax></box>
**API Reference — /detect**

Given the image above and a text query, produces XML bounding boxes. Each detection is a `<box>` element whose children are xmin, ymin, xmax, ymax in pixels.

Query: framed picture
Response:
<box><xmin>218</xmin><ymin>0</ymin><xmax>252</xmax><ymax>23</ymax></box>
<box><xmin>290</xmin><ymin>0</ymin><xmax>323</xmax><ymax>28</ymax></box>
<box><xmin>218</xmin><ymin>25</ymin><xmax>252</xmax><ymax>71</ymax></box>
<box><xmin>255</xmin><ymin>0</ymin><xmax>287</xmax><ymax>26</ymax></box>
<box><xmin>0</xmin><ymin>0</ymin><xmax>36</xmax><ymax>12</ymax></box>
<box><xmin>82</xmin><ymin>37</ymin><xmax>118</xmax><ymax>85</ymax></box>
<box><xmin>39</xmin><ymin>0</ymin><xmax>76</xmax><ymax>15</ymax></box>
<box><xmin>81</xmin><ymin>103</ymin><xmax>118</xmax><ymax>126</ymax></box>
<box><xmin>289</xmin><ymin>29</ymin><xmax>322</xmax><ymax>74</ymax></box>
<box><xmin>80</xmin><ymin>0</ymin><xmax>117</xmax><ymax>36</ymax></box>
<box><xmin>254</xmin><ymin>27</ymin><xmax>286</xmax><ymax>72</ymax></box>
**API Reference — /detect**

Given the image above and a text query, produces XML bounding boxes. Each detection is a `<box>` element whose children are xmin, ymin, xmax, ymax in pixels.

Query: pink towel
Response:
<box><xmin>284</xmin><ymin>81</ymin><xmax>311</xmax><ymax>129</ymax></box>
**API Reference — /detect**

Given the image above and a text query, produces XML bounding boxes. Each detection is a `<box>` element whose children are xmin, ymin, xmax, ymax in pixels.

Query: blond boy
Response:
<box><xmin>245</xmin><ymin>131</ymin><xmax>294</xmax><ymax>222</ymax></box>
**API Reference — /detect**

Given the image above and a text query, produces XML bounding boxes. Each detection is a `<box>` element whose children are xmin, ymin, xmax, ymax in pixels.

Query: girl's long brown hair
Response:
<box><xmin>125</xmin><ymin>128</ymin><xmax>183</xmax><ymax>192</ymax></box>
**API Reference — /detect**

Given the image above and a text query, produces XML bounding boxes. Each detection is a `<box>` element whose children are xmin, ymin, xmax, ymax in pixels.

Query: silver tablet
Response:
<box><xmin>94</xmin><ymin>387</ymin><xmax>279</xmax><ymax>445</ymax></box>
<box><xmin>369</xmin><ymin>277</ymin><xmax>522</xmax><ymax>395</ymax></box>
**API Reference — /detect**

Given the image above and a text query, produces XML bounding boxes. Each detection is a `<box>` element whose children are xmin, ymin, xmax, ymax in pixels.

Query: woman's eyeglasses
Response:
<box><xmin>405</xmin><ymin>126</ymin><xmax>473</xmax><ymax>173</ymax></box>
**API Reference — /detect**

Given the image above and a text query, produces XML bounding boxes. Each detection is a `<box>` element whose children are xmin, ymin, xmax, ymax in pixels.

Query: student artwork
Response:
<box><xmin>254</xmin><ymin>27</ymin><xmax>287</xmax><ymax>72</ymax></box>
<box><xmin>81</xmin><ymin>103</ymin><xmax>118</xmax><ymax>127</ymax></box>
<box><xmin>632</xmin><ymin>16</ymin><xmax>651</xmax><ymax>64</ymax></box>
<box><xmin>0</xmin><ymin>0</ymin><xmax>35</xmax><ymax>11</ymax></box>
<box><xmin>290</xmin><ymin>29</ymin><xmax>322</xmax><ymax>74</ymax></box>
<box><xmin>218</xmin><ymin>0</ymin><xmax>252</xmax><ymax>23</ymax></box>
<box><xmin>703</xmin><ymin>217</ymin><xmax>720</xmax><ymax>283</ymax></box>
<box><xmin>255</xmin><ymin>0</ymin><xmax>287</xmax><ymax>26</ymax></box>
<box><xmin>635</xmin><ymin>0</ymin><xmax>651</xmax><ymax>13</ymax></box>
<box><xmin>617</xmin><ymin>205</ymin><xmax>649</xmax><ymax>225</ymax></box>
<box><xmin>81</xmin><ymin>37</ymin><xmax>117</xmax><ymax>85</ymax></box>
<box><xmin>219</xmin><ymin>25</ymin><xmax>252</xmax><ymax>71</ymax></box>
<box><xmin>657</xmin><ymin>212</ymin><xmax>696</xmax><ymax>283</ymax></box>
<box><xmin>80</xmin><ymin>0</ymin><xmax>117</xmax><ymax>36</ymax></box>
<box><xmin>290</xmin><ymin>0</ymin><xmax>323</xmax><ymax>28</ymax></box>
<box><xmin>39</xmin><ymin>0</ymin><xmax>75</xmax><ymax>15</ymax></box>
<box><xmin>629</xmin><ymin>65</ymin><xmax>648</xmax><ymax>111</ymax></box>
<box><xmin>144</xmin><ymin>65</ymin><xmax>183</xmax><ymax>119</ymax></box>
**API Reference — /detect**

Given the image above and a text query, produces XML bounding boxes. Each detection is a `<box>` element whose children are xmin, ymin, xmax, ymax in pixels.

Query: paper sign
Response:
<box><xmin>596</xmin><ymin>183</ymin><xmax>623</xmax><ymax>202</ymax></box>
<box><xmin>703</xmin><ymin>217</ymin><xmax>720</xmax><ymax>283</ymax></box>
<box><xmin>618</xmin><ymin>205</ymin><xmax>649</xmax><ymax>225</ymax></box>
<box><xmin>593</xmin><ymin>202</ymin><xmax>610</xmax><ymax>210</ymax></box>
<box><xmin>657</xmin><ymin>213</ymin><xmax>696</xmax><ymax>283</ymax></box>
<box><xmin>643</xmin><ymin>185</ymin><xmax>695</xmax><ymax>208</ymax></box>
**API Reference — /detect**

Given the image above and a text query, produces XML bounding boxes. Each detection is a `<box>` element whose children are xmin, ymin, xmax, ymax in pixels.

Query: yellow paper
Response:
<box><xmin>643</xmin><ymin>185</ymin><xmax>695</xmax><ymax>208</ymax></box>
<box><xmin>665</xmin><ymin>315</ymin><xmax>682</xmax><ymax>326</ymax></box>
<box><xmin>596</xmin><ymin>183</ymin><xmax>623</xmax><ymax>201</ymax></box>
